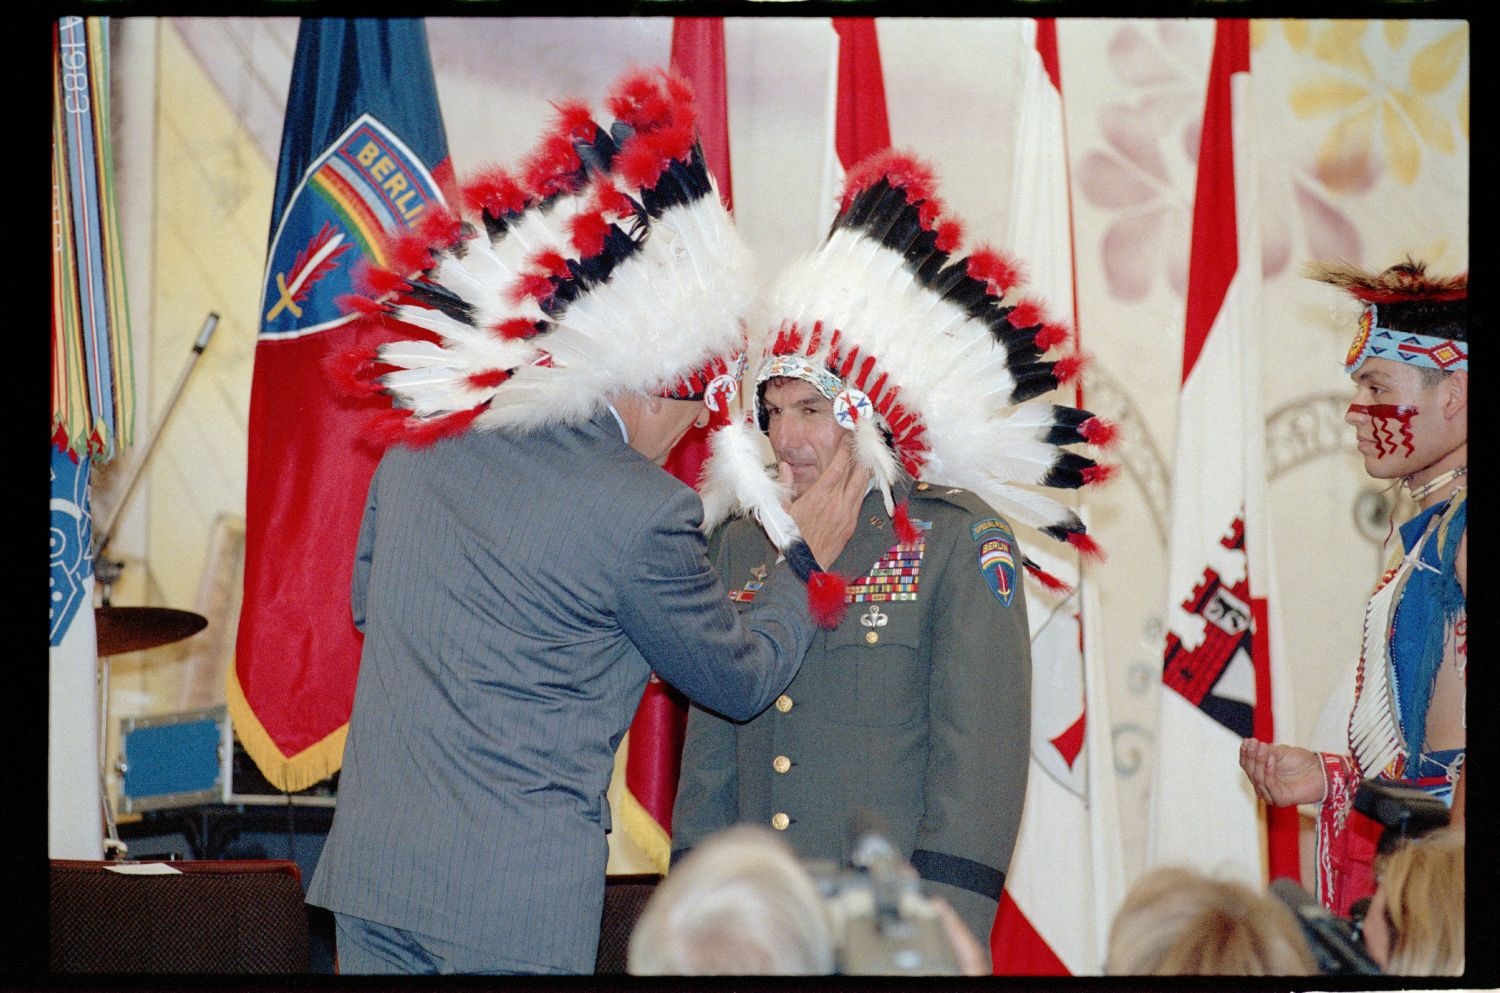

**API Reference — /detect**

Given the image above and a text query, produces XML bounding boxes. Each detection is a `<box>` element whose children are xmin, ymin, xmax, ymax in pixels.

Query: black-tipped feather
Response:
<box><xmin>1038</xmin><ymin>451</ymin><xmax>1098</xmax><ymax>490</ymax></box>
<box><xmin>1042</xmin><ymin>405</ymin><xmax>1097</xmax><ymax>446</ymax></box>
<box><xmin>638</xmin><ymin>144</ymin><xmax>713</xmax><ymax>217</ymax></box>
<box><xmin>405</xmin><ymin>280</ymin><xmax>478</xmax><ymax>325</ymax></box>
<box><xmin>543</xmin><ymin>225</ymin><xmax>645</xmax><ymax>317</ymax></box>
<box><xmin>1009</xmin><ymin>360</ymin><xmax>1062</xmax><ymax>404</ymax></box>
<box><xmin>1041</xmin><ymin>518</ymin><xmax>1087</xmax><ymax>543</ymax></box>
<box><xmin>573</xmin><ymin>126</ymin><xmax>620</xmax><ymax>176</ymax></box>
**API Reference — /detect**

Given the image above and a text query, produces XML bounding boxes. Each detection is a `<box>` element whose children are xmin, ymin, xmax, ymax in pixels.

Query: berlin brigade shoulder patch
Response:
<box><xmin>973</xmin><ymin>517</ymin><xmax>1018</xmax><ymax>606</ymax></box>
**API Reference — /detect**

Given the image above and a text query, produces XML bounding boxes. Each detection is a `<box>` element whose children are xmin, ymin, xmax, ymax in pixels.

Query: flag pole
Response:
<box><xmin>93</xmin><ymin>312</ymin><xmax>219</xmax><ymax>595</ymax></box>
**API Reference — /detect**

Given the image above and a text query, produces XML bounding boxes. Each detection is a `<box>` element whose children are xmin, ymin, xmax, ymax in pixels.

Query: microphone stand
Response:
<box><xmin>94</xmin><ymin>312</ymin><xmax>219</xmax><ymax>855</ymax></box>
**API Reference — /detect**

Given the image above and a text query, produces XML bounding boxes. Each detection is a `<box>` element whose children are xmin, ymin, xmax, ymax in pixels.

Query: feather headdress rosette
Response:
<box><xmin>1305</xmin><ymin>258</ymin><xmax>1468</xmax><ymax>375</ymax></box>
<box><xmin>700</xmin><ymin>149</ymin><xmax>1118</xmax><ymax>613</ymax></box>
<box><xmin>335</xmin><ymin>67</ymin><xmax>752</xmax><ymax>446</ymax></box>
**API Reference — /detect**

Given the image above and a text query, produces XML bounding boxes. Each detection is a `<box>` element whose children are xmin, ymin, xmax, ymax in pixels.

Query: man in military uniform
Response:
<box><xmin>674</xmin><ymin>149</ymin><xmax>1114</xmax><ymax>960</ymax></box>
<box><xmin>672</xmin><ymin>375</ymin><xmax>1033</xmax><ymax>948</ymax></box>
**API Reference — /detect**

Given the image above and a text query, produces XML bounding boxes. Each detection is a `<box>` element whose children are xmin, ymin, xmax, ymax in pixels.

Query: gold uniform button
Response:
<box><xmin>775</xmin><ymin>695</ymin><xmax>794</xmax><ymax>713</ymax></box>
<box><xmin>771</xmin><ymin>812</ymin><xmax>790</xmax><ymax>831</ymax></box>
<box><xmin>865</xmin><ymin>631</ymin><xmax>879</xmax><ymax>645</ymax></box>
<box><xmin>773</xmin><ymin>755</ymin><xmax>792</xmax><ymax>774</ymax></box>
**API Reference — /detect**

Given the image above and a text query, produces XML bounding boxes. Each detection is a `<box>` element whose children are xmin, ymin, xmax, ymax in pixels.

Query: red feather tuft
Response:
<box><xmin>806</xmin><ymin>572</ymin><xmax>850</xmax><ymax>629</ymax></box>
<box><xmin>530</xmin><ymin>249</ymin><xmax>571</xmax><ymax>278</ymax></box>
<box><xmin>415</xmin><ymin>207</ymin><xmax>464</xmax><ymax>250</ymax></box>
<box><xmin>466</xmin><ymin>368</ymin><xmax>511</xmax><ymax>390</ymax></box>
<box><xmin>325</xmin><ymin>343</ymin><xmax>384</xmax><ymax>398</ymax></box>
<box><xmin>1024</xmin><ymin>561</ymin><xmax>1075</xmax><ymax>596</ymax></box>
<box><xmin>368</xmin><ymin>408</ymin><xmax>415</xmax><ymax>447</ymax></box>
<box><xmin>591</xmin><ymin>180</ymin><xmax>634</xmax><ymax>219</ymax></box>
<box><xmin>1008</xmin><ymin>299</ymin><xmax>1045</xmax><ymax>329</ymax></box>
<box><xmin>1081</xmin><ymin>462</ymin><xmax>1119</xmax><ymax>486</ymax></box>
<box><xmin>1034</xmin><ymin>321</ymin><xmax>1072</xmax><ymax>352</ymax></box>
<box><xmin>615</xmin><ymin>141</ymin><xmax>667</xmax><ymax>193</ymax></box>
<box><xmin>1065</xmin><ymin>530</ymin><xmax>1106</xmax><ymax>562</ymax></box>
<box><xmin>337</xmin><ymin>293</ymin><xmax>388</xmax><ymax>318</ymax></box>
<box><xmin>1079</xmin><ymin>416</ymin><xmax>1119</xmax><ymax>448</ymax></box>
<box><xmin>916</xmin><ymin>198</ymin><xmax>944</xmax><ymax>231</ymax></box>
<box><xmin>390</xmin><ymin>231</ymin><xmax>438</xmax><ymax>276</ymax></box>
<box><xmin>356</xmin><ymin>262</ymin><xmax>411</xmax><ymax>299</ymax></box>
<box><xmin>841</xmin><ymin>150</ymin><xmax>936</xmax><ymax>212</ymax></box>
<box><xmin>1053</xmin><ymin>352</ymin><xmax>1089</xmax><ymax>385</ymax></box>
<box><xmin>569</xmin><ymin>209</ymin><xmax>612</xmax><ymax>258</ymax></box>
<box><xmin>464</xmin><ymin>167</ymin><xmax>528</xmax><ymax>219</ymax></box>
<box><xmin>493</xmin><ymin>317</ymin><xmax>540</xmax><ymax>341</ymax></box>
<box><xmin>552</xmin><ymin>98</ymin><xmax>597</xmax><ymax>141</ymax></box>
<box><xmin>880</xmin><ymin>151</ymin><xmax>937</xmax><ymax>203</ymax></box>
<box><xmin>508</xmin><ymin>272</ymin><xmax>556</xmax><ymax>306</ymax></box>
<box><xmin>523</xmin><ymin>132</ymin><xmax>583</xmax><ymax>197</ymax></box>
<box><xmin>934</xmin><ymin>218</ymin><xmax>964</xmax><ymax>254</ymax></box>
<box><xmin>607</xmin><ymin>68</ymin><xmax>675</xmax><ymax>131</ymax></box>
<box><xmin>386</xmin><ymin>406</ymin><xmax>485</xmax><ymax>449</ymax></box>
<box><xmin>892</xmin><ymin>502</ymin><xmax>920</xmax><ymax>546</ymax></box>
<box><xmin>966</xmin><ymin>247</ymin><xmax>1024</xmax><ymax>295</ymax></box>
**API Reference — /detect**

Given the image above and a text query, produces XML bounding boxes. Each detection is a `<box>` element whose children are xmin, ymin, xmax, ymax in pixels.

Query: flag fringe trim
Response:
<box><xmin>226</xmin><ymin>664</ymin><xmax>348</xmax><ymax>794</ymax></box>
<box><xmin>615</xmin><ymin>784</ymin><xmax>672</xmax><ymax>875</ymax></box>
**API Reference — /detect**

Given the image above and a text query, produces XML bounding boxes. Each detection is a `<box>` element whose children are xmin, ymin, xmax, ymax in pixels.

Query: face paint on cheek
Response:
<box><xmin>1348</xmin><ymin>403</ymin><xmax>1418</xmax><ymax>458</ymax></box>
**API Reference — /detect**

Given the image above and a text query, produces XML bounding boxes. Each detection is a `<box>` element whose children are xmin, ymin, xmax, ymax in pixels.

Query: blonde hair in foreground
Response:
<box><xmin>1378</xmin><ymin>828</ymin><xmax>1465</xmax><ymax>975</ymax></box>
<box><xmin>627</xmin><ymin>824</ymin><xmax>835</xmax><ymax>975</ymax></box>
<box><xmin>1105</xmin><ymin>866</ymin><xmax>1316</xmax><ymax>975</ymax></box>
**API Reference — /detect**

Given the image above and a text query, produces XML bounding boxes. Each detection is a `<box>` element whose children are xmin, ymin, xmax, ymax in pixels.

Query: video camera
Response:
<box><xmin>803</xmin><ymin>812</ymin><xmax>963</xmax><ymax>975</ymax></box>
<box><xmin>1270</xmin><ymin>777</ymin><xmax>1452</xmax><ymax>976</ymax></box>
<box><xmin>1354</xmin><ymin>777</ymin><xmax>1450</xmax><ymax>852</ymax></box>
<box><xmin>1270</xmin><ymin>877</ymin><xmax>1381</xmax><ymax>976</ymax></box>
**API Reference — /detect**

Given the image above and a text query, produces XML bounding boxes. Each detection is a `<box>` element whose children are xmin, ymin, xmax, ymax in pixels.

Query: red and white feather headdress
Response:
<box><xmin>700</xmin><ymin>150</ymin><xmax>1117</xmax><ymax>591</ymax></box>
<box><xmin>336</xmin><ymin>67</ymin><xmax>751</xmax><ymax>445</ymax></box>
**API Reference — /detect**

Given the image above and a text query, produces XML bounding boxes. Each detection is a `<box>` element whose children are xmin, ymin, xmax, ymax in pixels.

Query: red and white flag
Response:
<box><xmin>617</xmin><ymin>16</ymin><xmax>738</xmax><ymax>872</ymax></box>
<box><xmin>1145</xmin><ymin>19</ymin><xmax>1299</xmax><ymax>886</ymax></box>
<box><xmin>819</xmin><ymin>17</ymin><xmax>890</xmax><ymax>229</ymax></box>
<box><xmin>990</xmin><ymin>19</ymin><xmax>1124</xmax><ymax>975</ymax></box>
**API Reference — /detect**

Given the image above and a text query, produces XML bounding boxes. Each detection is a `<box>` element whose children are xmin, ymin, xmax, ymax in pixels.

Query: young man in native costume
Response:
<box><xmin>1240</xmin><ymin>259</ymin><xmax>1467</xmax><ymax>916</ymax></box>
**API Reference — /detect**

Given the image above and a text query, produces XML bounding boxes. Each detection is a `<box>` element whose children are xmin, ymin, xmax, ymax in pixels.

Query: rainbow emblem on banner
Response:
<box><xmin>260</xmin><ymin>114</ymin><xmax>446</xmax><ymax>340</ymax></box>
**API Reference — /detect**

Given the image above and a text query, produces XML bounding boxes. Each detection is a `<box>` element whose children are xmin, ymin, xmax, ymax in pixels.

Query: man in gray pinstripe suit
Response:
<box><xmin>308</xmin><ymin>393</ymin><xmax>866</xmax><ymax>974</ymax></box>
<box><xmin>305</xmin><ymin>67</ymin><xmax>869</xmax><ymax>975</ymax></box>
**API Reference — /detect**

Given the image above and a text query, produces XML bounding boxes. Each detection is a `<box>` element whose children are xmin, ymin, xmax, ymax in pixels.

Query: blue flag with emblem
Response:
<box><xmin>232</xmin><ymin>18</ymin><xmax>456</xmax><ymax>792</ymax></box>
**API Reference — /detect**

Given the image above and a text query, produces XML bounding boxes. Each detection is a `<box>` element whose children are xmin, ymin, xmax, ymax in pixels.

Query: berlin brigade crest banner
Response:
<box><xmin>232</xmin><ymin>18</ymin><xmax>456</xmax><ymax>792</ymax></box>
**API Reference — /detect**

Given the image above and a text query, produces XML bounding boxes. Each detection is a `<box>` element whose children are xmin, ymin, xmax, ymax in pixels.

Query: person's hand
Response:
<box><xmin>1238</xmin><ymin>739</ymin><xmax>1325</xmax><ymax>807</ymax></box>
<box><xmin>783</xmin><ymin>443</ymin><xmax>871</xmax><ymax>570</ymax></box>
<box><xmin>929</xmin><ymin>897</ymin><xmax>990</xmax><ymax>976</ymax></box>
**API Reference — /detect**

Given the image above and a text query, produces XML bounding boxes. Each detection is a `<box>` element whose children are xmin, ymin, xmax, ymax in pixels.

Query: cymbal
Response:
<box><xmin>96</xmin><ymin>606</ymin><xmax>208</xmax><ymax>657</ymax></box>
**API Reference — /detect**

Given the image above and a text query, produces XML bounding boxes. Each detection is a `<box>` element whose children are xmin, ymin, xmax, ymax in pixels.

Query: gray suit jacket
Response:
<box><xmin>306</xmin><ymin>410</ymin><xmax>815</xmax><ymax>974</ymax></box>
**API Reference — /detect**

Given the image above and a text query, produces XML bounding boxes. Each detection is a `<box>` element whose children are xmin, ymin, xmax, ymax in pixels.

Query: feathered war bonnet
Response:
<box><xmin>334</xmin><ymin>67</ymin><xmax>752</xmax><ymax>446</ymax></box>
<box><xmin>699</xmin><ymin>150</ymin><xmax>1118</xmax><ymax>621</ymax></box>
<box><xmin>1306</xmin><ymin>258</ymin><xmax>1468</xmax><ymax>376</ymax></box>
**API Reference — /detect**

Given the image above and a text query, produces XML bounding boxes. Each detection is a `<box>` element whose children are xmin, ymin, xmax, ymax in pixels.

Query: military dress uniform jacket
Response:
<box><xmin>672</xmin><ymin>479</ymin><xmax>1033</xmax><ymax>944</ymax></box>
<box><xmin>306</xmin><ymin>410</ymin><xmax>817</xmax><ymax>974</ymax></box>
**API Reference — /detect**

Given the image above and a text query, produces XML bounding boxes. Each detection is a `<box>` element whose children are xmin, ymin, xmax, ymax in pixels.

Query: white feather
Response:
<box><xmin>700</xmin><ymin>416</ymin><xmax>799</xmax><ymax>548</ymax></box>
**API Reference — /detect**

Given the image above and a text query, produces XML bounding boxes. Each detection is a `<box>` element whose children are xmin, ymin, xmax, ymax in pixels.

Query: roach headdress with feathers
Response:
<box><xmin>1305</xmin><ymin>257</ymin><xmax>1468</xmax><ymax>375</ymax></box>
<box><xmin>336</xmin><ymin>67</ymin><xmax>751</xmax><ymax>446</ymax></box>
<box><xmin>699</xmin><ymin>149</ymin><xmax>1118</xmax><ymax>600</ymax></box>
